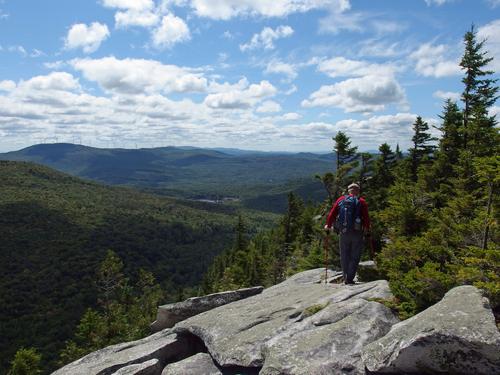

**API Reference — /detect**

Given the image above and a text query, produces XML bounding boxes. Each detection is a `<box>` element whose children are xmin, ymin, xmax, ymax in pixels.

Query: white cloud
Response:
<box><xmin>477</xmin><ymin>19</ymin><xmax>500</xmax><ymax>71</ymax></box>
<box><xmin>17</xmin><ymin>72</ymin><xmax>80</xmax><ymax>92</ymax></box>
<box><xmin>115</xmin><ymin>9</ymin><xmax>159</xmax><ymax>28</ymax></box>
<box><xmin>0</xmin><ymin>80</ymin><xmax>16</xmax><ymax>92</ymax></box>
<box><xmin>433</xmin><ymin>90</ymin><xmax>460</xmax><ymax>101</ymax></box>
<box><xmin>490</xmin><ymin>106</ymin><xmax>500</xmax><ymax>117</ymax></box>
<box><xmin>317</xmin><ymin>57</ymin><xmax>396</xmax><ymax>78</ymax></box>
<box><xmin>302</xmin><ymin>74</ymin><xmax>405</xmax><ymax>114</ymax></box>
<box><xmin>101</xmin><ymin>0</ymin><xmax>155</xmax><ymax>11</ymax></box>
<box><xmin>285</xmin><ymin>85</ymin><xmax>298</xmax><ymax>95</ymax></box>
<box><xmin>488</xmin><ymin>0</ymin><xmax>500</xmax><ymax>7</ymax></box>
<box><xmin>318</xmin><ymin>0</ymin><xmax>364</xmax><ymax>35</ymax></box>
<box><xmin>208</xmin><ymin>77</ymin><xmax>249</xmax><ymax>93</ymax></box>
<box><xmin>65</xmin><ymin>22</ymin><xmax>110</xmax><ymax>53</ymax></box>
<box><xmin>204</xmin><ymin>80</ymin><xmax>277</xmax><ymax>109</ymax></box>
<box><xmin>44</xmin><ymin>61</ymin><xmax>66</xmax><ymax>70</ymax></box>
<box><xmin>189</xmin><ymin>0</ymin><xmax>343</xmax><ymax>20</ymax></box>
<box><xmin>8</xmin><ymin>45</ymin><xmax>27</xmax><ymax>56</ymax></box>
<box><xmin>282</xmin><ymin>112</ymin><xmax>301</xmax><ymax>120</ymax></box>
<box><xmin>410</xmin><ymin>43</ymin><xmax>461</xmax><ymax>77</ymax></box>
<box><xmin>240</xmin><ymin>25</ymin><xmax>293</xmax><ymax>51</ymax></box>
<box><xmin>265</xmin><ymin>60</ymin><xmax>298</xmax><ymax>80</ymax></box>
<box><xmin>334</xmin><ymin>113</ymin><xmax>424</xmax><ymax>149</ymax></box>
<box><xmin>256</xmin><ymin>100</ymin><xmax>282</xmax><ymax>113</ymax></box>
<box><xmin>71</xmin><ymin>57</ymin><xmax>207</xmax><ymax>94</ymax></box>
<box><xmin>151</xmin><ymin>13</ymin><xmax>191</xmax><ymax>49</ymax></box>
<box><xmin>30</xmin><ymin>49</ymin><xmax>45</xmax><ymax>58</ymax></box>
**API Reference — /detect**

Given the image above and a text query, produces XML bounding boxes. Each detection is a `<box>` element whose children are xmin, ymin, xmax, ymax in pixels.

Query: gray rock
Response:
<box><xmin>162</xmin><ymin>353</ymin><xmax>222</xmax><ymax>375</ymax></box>
<box><xmin>357</xmin><ymin>260</ymin><xmax>383</xmax><ymax>282</ymax></box>
<box><xmin>260</xmin><ymin>300</ymin><xmax>399</xmax><ymax>375</ymax></box>
<box><xmin>52</xmin><ymin>330</ymin><xmax>191</xmax><ymax>375</ymax></box>
<box><xmin>111</xmin><ymin>359</ymin><xmax>161</xmax><ymax>375</ymax></box>
<box><xmin>362</xmin><ymin>285</ymin><xmax>500</xmax><ymax>375</ymax></box>
<box><xmin>173</xmin><ymin>268</ymin><xmax>395</xmax><ymax>371</ymax></box>
<box><xmin>151</xmin><ymin>286</ymin><xmax>264</xmax><ymax>332</ymax></box>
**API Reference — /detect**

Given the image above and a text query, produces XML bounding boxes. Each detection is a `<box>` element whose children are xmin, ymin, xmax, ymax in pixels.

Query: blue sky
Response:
<box><xmin>0</xmin><ymin>0</ymin><xmax>498</xmax><ymax>152</ymax></box>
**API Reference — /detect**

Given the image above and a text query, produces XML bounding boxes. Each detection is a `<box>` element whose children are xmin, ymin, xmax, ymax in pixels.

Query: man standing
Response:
<box><xmin>324</xmin><ymin>183</ymin><xmax>370</xmax><ymax>285</ymax></box>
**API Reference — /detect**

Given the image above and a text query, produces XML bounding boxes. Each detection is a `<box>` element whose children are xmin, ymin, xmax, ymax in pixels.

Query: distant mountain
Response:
<box><xmin>0</xmin><ymin>161</ymin><xmax>277</xmax><ymax>373</ymax></box>
<box><xmin>0</xmin><ymin>144</ymin><xmax>335</xmax><ymax>211</ymax></box>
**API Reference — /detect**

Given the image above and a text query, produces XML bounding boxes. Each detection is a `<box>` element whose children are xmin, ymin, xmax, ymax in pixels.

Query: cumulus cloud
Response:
<box><xmin>433</xmin><ymin>90</ymin><xmax>460</xmax><ymax>101</ymax></box>
<box><xmin>115</xmin><ymin>9</ymin><xmax>159</xmax><ymax>28</ymax></box>
<box><xmin>71</xmin><ymin>57</ymin><xmax>207</xmax><ymax>94</ymax></box>
<box><xmin>65</xmin><ymin>22</ymin><xmax>110</xmax><ymax>53</ymax></box>
<box><xmin>477</xmin><ymin>19</ymin><xmax>500</xmax><ymax>71</ymax></box>
<box><xmin>189</xmin><ymin>0</ymin><xmax>341</xmax><ymax>20</ymax></box>
<box><xmin>100</xmin><ymin>0</ymin><xmax>155</xmax><ymax>11</ymax></box>
<box><xmin>410</xmin><ymin>43</ymin><xmax>461</xmax><ymax>77</ymax></box>
<box><xmin>101</xmin><ymin>0</ymin><xmax>159</xmax><ymax>30</ymax></box>
<box><xmin>317</xmin><ymin>57</ymin><xmax>396</xmax><ymax>78</ymax></box>
<box><xmin>0</xmin><ymin>80</ymin><xmax>16</xmax><ymax>92</ymax></box>
<box><xmin>204</xmin><ymin>80</ymin><xmax>277</xmax><ymax>109</ymax></box>
<box><xmin>265</xmin><ymin>60</ymin><xmax>298</xmax><ymax>80</ymax></box>
<box><xmin>240</xmin><ymin>25</ymin><xmax>293</xmax><ymax>51</ymax></box>
<box><xmin>17</xmin><ymin>72</ymin><xmax>80</xmax><ymax>92</ymax></box>
<box><xmin>256</xmin><ymin>100</ymin><xmax>282</xmax><ymax>113</ymax></box>
<box><xmin>333</xmin><ymin>113</ymin><xmax>425</xmax><ymax>149</ymax></box>
<box><xmin>151</xmin><ymin>13</ymin><xmax>190</xmax><ymax>48</ymax></box>
<box><xmin>302</xmin><ymin>74</ymin><xmax>405</xmax><ymax>113</ymax></box>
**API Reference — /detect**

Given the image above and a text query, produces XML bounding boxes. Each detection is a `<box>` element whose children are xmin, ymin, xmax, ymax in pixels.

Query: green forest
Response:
<box><xmin>5</xmin><ymin>27</ymin><xmax>499</xmax><ymax>375</ymax></box>
<box><xmin>0</xmin><ymin>162</ymin><xmax>277</xmax><ymax>374</ymax></box>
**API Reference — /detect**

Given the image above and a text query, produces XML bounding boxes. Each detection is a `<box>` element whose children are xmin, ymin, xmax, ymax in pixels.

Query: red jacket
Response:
<box><xmin>326</xmin><ymin>194</ymin><xmax>370</xmax><ymax>231</ymax></box>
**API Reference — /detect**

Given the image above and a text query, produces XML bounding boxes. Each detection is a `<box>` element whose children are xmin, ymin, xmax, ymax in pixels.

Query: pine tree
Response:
<box><xmin>333</xmin><ymin>131</ymin><xmax>358</xmax><ymax>170</ymax></box>
<box><xmin>460</xmin><ymin>25</ymin><xmax>499</xmax><ymax>153</ymax></box>
<box><xmin>8</xmin><ymin>348</ymin><xmax>42</xmax><ymax>375</ymax></box>
<box><xmin>409</xmin><ymin>116</ymin><xmax>437</xmax><ymax>181</ymax></box>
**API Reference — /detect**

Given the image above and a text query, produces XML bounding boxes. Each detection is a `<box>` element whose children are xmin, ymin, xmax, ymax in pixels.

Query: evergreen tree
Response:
<box><xmin>373</xmin><ymin>144</ymin><xmax>395</xmax><ymax>188</ymax></box>
<box><xmin>357</xmin><ymin>152</ymin><xmax>373</xmax><ymax>191</ymax></box>
<box><xmin>8</xmin><ymin>348</ymin><xmax>42</xmax><ymax>375</ymax></box>
<box><xmin>409</xmin><ymin>116</ymin><xmax>437</xmax><ymax>181</ymax></box>
<box><xmin>460</xmin><ymin>24</ymin><xmax>499</xmax><ymax>153</ymax></box>
<box><xmin>333</xmin><ymin>131</ymin><xmax>358</xmax><ymax>170</ymax></box>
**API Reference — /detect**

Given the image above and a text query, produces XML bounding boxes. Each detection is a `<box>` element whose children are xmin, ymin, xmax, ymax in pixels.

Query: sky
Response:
<box><xmin>0</xmin><ymin>0</ymin><xmax>498</xmax><ymax>153</ymax></box>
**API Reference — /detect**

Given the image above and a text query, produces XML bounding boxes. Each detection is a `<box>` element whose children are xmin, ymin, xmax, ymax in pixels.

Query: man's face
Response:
<box><xmin>349</xmin><ymin>187</ymin><xmax>360</xmax><ymax>196</ymax></box>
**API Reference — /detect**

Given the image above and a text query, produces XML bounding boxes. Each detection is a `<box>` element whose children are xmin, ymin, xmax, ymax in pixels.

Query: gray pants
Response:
<box><xmin>339</xmin><ymin>231</ymin><xmax>364</xmax><ymax>283</ymax></box>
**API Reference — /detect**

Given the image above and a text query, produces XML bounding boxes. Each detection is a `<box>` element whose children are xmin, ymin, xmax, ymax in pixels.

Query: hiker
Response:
<box><xmin>324</xmin><ymin>183</ymin><xmax>370</xmax><ymax>285</ymax></box>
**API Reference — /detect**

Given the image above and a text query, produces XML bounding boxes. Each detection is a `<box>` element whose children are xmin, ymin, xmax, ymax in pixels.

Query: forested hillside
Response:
<box><xmin>202</xmin><ymin>26</ymin><xmax>499</xmax><ymax>323</ymax></box>
<box><xmin>0</xmin><ymin>161</ymin><xmax>277</xmax><ymax>374</ymax></box>
<box><xmin>0</xmin><ymin>145</ymin><xmax>333</xmax><ymax>212</ymax></box>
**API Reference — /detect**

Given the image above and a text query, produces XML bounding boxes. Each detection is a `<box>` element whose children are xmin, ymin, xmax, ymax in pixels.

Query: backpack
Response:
<box><xmin>335</xmin><ymin>195</ymin><xmax>362</xmax><ymax>233</ymax></box>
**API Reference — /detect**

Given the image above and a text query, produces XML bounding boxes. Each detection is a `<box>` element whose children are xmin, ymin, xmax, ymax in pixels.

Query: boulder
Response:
<box><xmin>52</xmin><ymin>330</ymin><xmax>191</xmax><ymax>375</ymax></box>
<box><xmin>357</xmin><ymin>260</ymin><xmax>383</xmax><ymax>282</ymax></box>
<box><xmin>151</xmin><ymin>286</ymin><xmax>264</xmax><ymax>332</ymax></box>
<box><xmin>111</xmin><ymin>359</ymin><xmax>161</xmax><ymax>375</ymax></box>
<box><xmin>260</xmin><ymin>299</ymin><xmax>399</xmax><ymax>375</ymax></box>
<box><xmin>161</xmin><ymin>353</ymin><xmax>221</xmax><ymax>375</ymax></box>
<box><xmin>362</xmin><ymin>285</ymin><xmax>500</xmax><ymax>375</ymax></box>
<box><xmin>173</xmin><ymin>268</ymin><xmax>396</xmax><ymax>372</ymax></box>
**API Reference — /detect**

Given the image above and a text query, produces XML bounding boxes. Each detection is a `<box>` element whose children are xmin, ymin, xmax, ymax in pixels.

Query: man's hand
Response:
<box><xmin>324</xmin><ymin>224</ymin><xmax>332</xmax><ymax>233</ymax></box>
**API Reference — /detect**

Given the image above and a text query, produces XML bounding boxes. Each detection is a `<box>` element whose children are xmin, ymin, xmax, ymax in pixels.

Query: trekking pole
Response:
<box><xmin>367</xmin><ymin>232</ymin><xmax>375</xmax><ymax>260</ymax></box>
<box><xmin>324</xmin><ymin>232</ymin><xmax>329</xmax><ymax>284</ymax></box>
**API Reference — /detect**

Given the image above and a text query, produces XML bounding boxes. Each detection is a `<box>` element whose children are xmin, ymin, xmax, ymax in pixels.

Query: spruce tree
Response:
<box><xmin>8</xmin><ymin>348</ymin><xmax>42</xmax><ymax>375</ymax></box>
<box><xmin>460</xmin><ymin>25</ymin><xmax>499</xmax><ymax>153</ymax></box>
<box><xmin>409</xmin><ymin>116</ymin><xmax>437</xmax><ymax>181</ymax></box>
